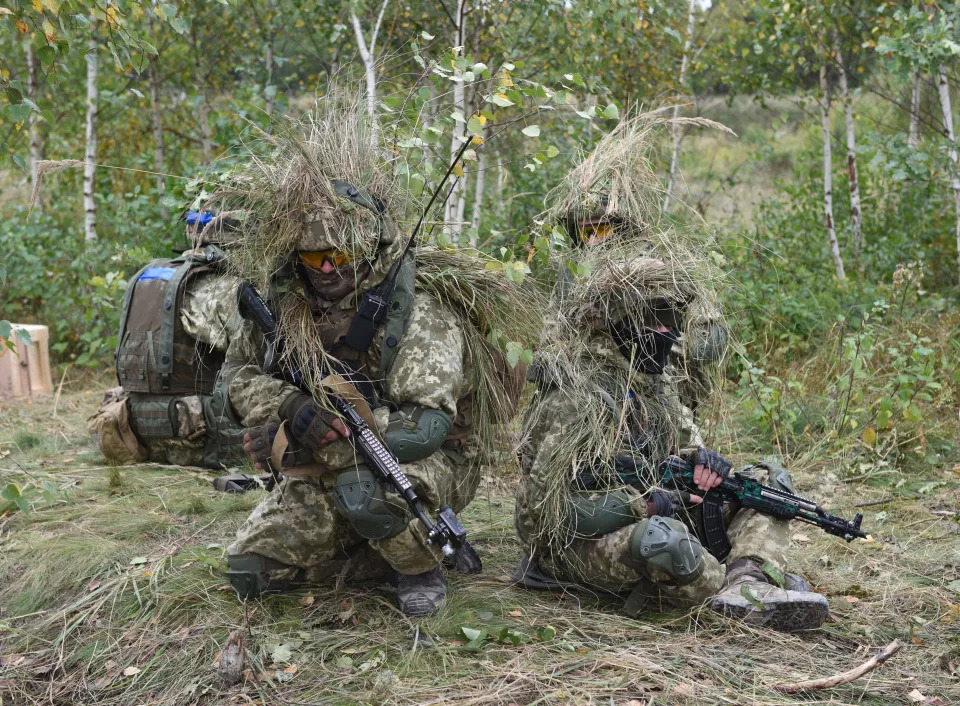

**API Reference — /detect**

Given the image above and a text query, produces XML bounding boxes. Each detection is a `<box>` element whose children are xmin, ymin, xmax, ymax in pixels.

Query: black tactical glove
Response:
<box><xmin>278</xmin><ymin>392</ymin><xmax>346</xmax><ymax>450</ymax></box>
<box><xmin>646</xmin><ymin>489</ymin><xmax>697</xmax><ymax>518</ymax></box>
<box><xmin>688</xmin><ymin>447</ymin><xmax>732</xmax><ymax>478</ymax></box>
<box><xmin>243</xmin><ymin>423</ymin><xmax>315</xmax><ymax>470</ymax></box>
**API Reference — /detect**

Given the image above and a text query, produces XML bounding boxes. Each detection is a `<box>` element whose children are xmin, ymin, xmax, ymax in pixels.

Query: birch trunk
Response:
<box><xmin>350</xmin><ymin>0</ymin><xmax>390</xmax><ymax>138</ymax></box>
<box><xmin>445</xmin><ymin>0</ymin><xmax>468</xmax><ymax>243</ymax></box>
<box><xmin>820</xmin><ymin>64</ymin><xmax>845</xmax><ymax>280</ymax></box>
<box><xmin>909</xmin><ymin>71</ymin><xmax>922</xmax><ymax>149</ymax></box>
<box><xmin>265</xmin><ymin>0</ymin><xmax>275</xmax><ymax>118</ymax></box>
<box><xmin>26</xmin><ymin>43</ymin><xmax>43</xmax><ymax>213</ymax></box>
<box><xmin>664</xmin><ymin>0</ymin><xmax>697</xmax><ymax>212</ymax></box>
<box><xmin>148</xmin><ymin>16</ymin><xmax>167</xmax><ymax>219</ymax></box>
<box><xmin>84</xmin><ymin>35</ymin><xmax>98</xmax><ymax>242</ymax></box>
<box><xmin>834</xmin><ymin>37</ymin><xmax>863</xmax><ymax>260</ymax></box>
<box><xmin>937</xmin><ymin>64</ymin><xmax>960</xmax><ymax>286</ymax></box>
<box><xmin>470</xmin><ymin>152</ymin><xmax>487</xmax><ymax>246</ymax></box>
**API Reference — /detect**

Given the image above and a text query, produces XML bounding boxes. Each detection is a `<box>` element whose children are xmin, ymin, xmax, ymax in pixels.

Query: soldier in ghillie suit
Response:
<box><xmin>88</xmin><ymin>213</ymin><xmax>247</xmax><ymax>468</ymax></box>
<box><xmin>514</xmin><ymin>242</ymin><xmax>829</xmax><ymax>632</ymax></box>
<box><xmin>212</xmin><ymin>96</ymin><xmax>536</xmax><ymax>617</ymax></box>
<box><xmin>543</xmin><ymin>114</ymin><xmax>730</xmax><ymax>416</ymax></box>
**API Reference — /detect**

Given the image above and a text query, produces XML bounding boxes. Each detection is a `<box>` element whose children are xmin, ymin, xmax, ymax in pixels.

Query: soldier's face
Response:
<box><xmin>300</xmin><ymin>257</ymin><xmax>372</xmax><ymax>303</ymax></box>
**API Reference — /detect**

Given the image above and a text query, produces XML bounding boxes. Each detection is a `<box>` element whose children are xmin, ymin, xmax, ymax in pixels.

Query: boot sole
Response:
<box><xmin>712</xmin><ymin>593</ymin><xmax>829</xmax><ymax>632</ymax></box>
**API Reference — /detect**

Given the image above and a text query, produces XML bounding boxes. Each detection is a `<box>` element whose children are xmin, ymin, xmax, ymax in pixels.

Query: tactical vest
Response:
<box><xmin>115</xmin><ymin>246</ymin><xmax>246</xmax><ymax>467</ymax></box>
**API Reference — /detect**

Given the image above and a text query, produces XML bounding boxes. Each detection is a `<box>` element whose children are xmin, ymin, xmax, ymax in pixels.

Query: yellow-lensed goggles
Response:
<box><xmin>299</xmin><ymin>249</ymin><xmax>357</xmax><ymax>269</ymax></box>
<box><xmin>577</xmin><ymin>220</ymin><xmax>614</xmax><ymax>244</ymax></box>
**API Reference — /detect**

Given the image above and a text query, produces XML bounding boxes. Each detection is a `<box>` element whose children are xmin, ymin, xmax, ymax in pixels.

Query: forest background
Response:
<box><xmin>1</xmin><ymin>1</ymin><xmax>959</xmax><ymax>704</ymax></box>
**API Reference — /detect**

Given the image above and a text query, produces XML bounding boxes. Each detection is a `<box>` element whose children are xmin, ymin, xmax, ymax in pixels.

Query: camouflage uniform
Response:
<box><xmin>226</xmin><ymin>280</ymin><xmax>481</xmax><ymax>579</ymax></box>
<box><xmin>516</xmin><ymin>332</ymin><xmax>789</xmax><ymax>609</ymax></box>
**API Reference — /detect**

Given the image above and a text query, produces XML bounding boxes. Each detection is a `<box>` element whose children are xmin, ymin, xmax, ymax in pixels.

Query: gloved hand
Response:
<box><xmin>278</xmin><ymin>392</ymin><xmax>350</xmax><ymax>450</ymax></box>
<box><xmin>687</xmin><ymin>447</ymin><xmax>732</xmax><ymax>492</ymax></box>
<box><xmin>243</xmin><ymin>423</ymin><xmax>315</xmax><ymax>470</ymax></box>
<box><xmin>645</xmin><ymin>489</ymin><xmax>703</xmax><ymax>518</ymax></box>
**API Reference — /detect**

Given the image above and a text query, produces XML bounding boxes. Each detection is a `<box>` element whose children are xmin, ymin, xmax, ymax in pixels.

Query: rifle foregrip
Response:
<box><xmin>238</xmin><ymin>281</ymin><xmax>278</xmax><ymax>341</ymax></box>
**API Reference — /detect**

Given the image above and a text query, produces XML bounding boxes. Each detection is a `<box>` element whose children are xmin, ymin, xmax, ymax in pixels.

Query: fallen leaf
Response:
<box><xmin>122</xmin><ymin>666</ymin><xmax>140</xmax><ymax>677</ymax></box>
<box><xmin>283</xmin><ymin>664</ymin><xmax>297</xmax><ymax>674</ymax></box>
<box><xmin>300</xmin><ymin>595</ymin><xmax>315</xmax><ymax>607</ymax></box>
<box><xmin>907</xmin><ymin>689</ymin><xmax>926</xmax><ymax>703</ymax></box>
<box><xmin>911</xmin><ymin>637</ymin><xmax>926</xmax><ymax>646</ymax></box>
<box><xmin>87</xmin><ymin>580</ymin><xmax>101</xmax><ymax>592</ymax></box>
<box><xmin>129</xmin><ymin>557</ymin><xmax>148</xmax><ymax>566</ymax></box>
<box><xmin>844</xmin><ymin>596</ymin><xmax>860</xmax><ymax>603</ymax></box>
<box><xmin>791</xmin><ymin>532</ymin><xmax>810</xmax><ymax>543</ymax></box>
<box><xmin>508</xmin><ymin>609</ymin><xmax>523</xmax><ymax>617</ymax></box>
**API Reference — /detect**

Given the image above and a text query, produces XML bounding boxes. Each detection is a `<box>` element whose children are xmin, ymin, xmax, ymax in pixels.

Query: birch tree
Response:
<box><xmin>833</xmin><ymin>34</ymin><xmax>863</xmax><ymax>261</ymax></box>
<box><xmin>819</xmin><ymin>63</ymin><xmax>846</xmax><ymax>280</ymax></box>
<box><xmin>664</xmin><ymin>0</ymin><xmax>697</xmax><ymax>213</ymax></box>
<box><xmin>26</xmin><ymin>42</ymin><xmax>43</xmax><ymax>213</ymax></box>
<box><xmin>149</xmin><ymin>9</ymin><xmax>167</xmax><ymax>218</ymax></box>
<box><xmin>83</xmin><ymin>34</ymin><xmax>98</xmax><ymax>242</ymax></box>
<box><xmin>444</xmin><ymin>0</ymin><xmax>469</xmax><ymax>242</ymax></box>
<box><xmin>937</xmin><ymin>64</ymin><xmax>960</xmax><ymax>285</ymax></box>
<box><xmin>470</xmin><ymin>152</ymin><xmax>487</xmax><ymax>246</ymax></box>
<box><xmin>349</xmin><ymin>0</ymin><xmax>391</xmax><ymax>135</ymax></box>
<box><xmin>909</xmin><ymin>71</ymin><xmax>922</xmax><ymax>149</ymax></box>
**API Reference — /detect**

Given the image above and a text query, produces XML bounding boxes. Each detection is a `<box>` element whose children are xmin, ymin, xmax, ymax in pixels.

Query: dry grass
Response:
<box><xmin>1</xmin><ymin>385</ymin><xmax>958</xmax><ymax>705</ymax></box>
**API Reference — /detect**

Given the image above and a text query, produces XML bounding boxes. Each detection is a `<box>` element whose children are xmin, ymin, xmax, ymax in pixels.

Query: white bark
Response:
<box><xmin>937</xmin><ymin>64</ymin><xmax>960</xmax><ymax>286</ymax></box>
<box><xmin>445</xmin><ymin>0</ymin><xmax>468</xmax><ymax>243</ymax></box>
<box><xmin>350</xmin><ymin>0</ymin><xmax>390</xmax><ymax>136</ymax></box>
<box><xmin>470</xmin><ymin>151</ymin><xmax>487</xmax><ymax>246</ymax></box>
<box><xmin>26</xmin><ymin>43</ymin><xmax>42</xmax><ymax>213</ymax></box>
<box><xmin>265</xmin><ymin>0</ymin><xmax>275</xmax><ymax>118</ymax></box>
<box><xmin>664</xmin><ymin>0</ymin><xmax>697</xmax><ymax>212</ymax></box>
<box><xmin>834</xmin><ymin>37</ymin><xmax>862</xmax><ymax>260</ymax></box>
<box><xmin>84</xmin><ymin>36</ymin><xmax>98</xmax><ymax>242</ymax></box>
<box><xmin>820</xmin><ymin>64</ymin><xmax>845</xmax><ymax>280</ymax></box>
<box><xmin>909</xmin><ymin>71</ymin><xmax>922</xmax><ymax>149</ymax></box>
<box><xmin>149</xmin><ymin>15</ymin><xmax>167</xmax><ymax>219</ymax></box>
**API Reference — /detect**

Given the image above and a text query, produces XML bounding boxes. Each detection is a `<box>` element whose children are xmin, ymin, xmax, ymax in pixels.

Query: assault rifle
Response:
<box><xmin>658</xmin><ymin>455</ymin><xmax>867</xmax><ymax>561</ymax></box>
<box><xmin>237</xmin><ymin>281</ymin><xmax>467</xmax><ymax>557</ymax></box>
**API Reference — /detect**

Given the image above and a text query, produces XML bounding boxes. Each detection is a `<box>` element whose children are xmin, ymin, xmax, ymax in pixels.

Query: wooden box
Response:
<box><xmin>0</xmin><ymin>324</ymin><xmax>54</xmax><ymax>399</ymax></box>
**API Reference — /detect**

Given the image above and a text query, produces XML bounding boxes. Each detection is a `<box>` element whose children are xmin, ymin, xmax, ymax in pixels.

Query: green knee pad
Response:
<box><xmin>384</xmin><ymin>405</ymin><xmax>453</xmax><ymax>462</ymax></box>
<box><xmin>225</xmin><ymin>553</ymin><xmax>298</xmax><ymax>599</ymax></box>
<box><xmin>627</xmin><ymin>516</ymin><xmax>705</xmax><ymax>586</ymax></box>
<box><xmin>333</xmin><ymin>466</ymin><xmax>409</xmax><ymax>540</ymax></box>
<box><xmin>568</xmin><ymin>490</ymin><xmax>637</xmax><ymax>538</ymax></box>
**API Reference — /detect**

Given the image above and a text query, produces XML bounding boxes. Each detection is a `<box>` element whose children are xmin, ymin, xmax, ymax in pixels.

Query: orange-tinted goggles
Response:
<box><xmin>299</xmin><ymin>249</ymin><xmax>357</xmax><ymax>269</ymax></box>
<box><xmin>578</xmin><ymin>220</ymin><xmax>614</xmax><ymax>244</ymax></box>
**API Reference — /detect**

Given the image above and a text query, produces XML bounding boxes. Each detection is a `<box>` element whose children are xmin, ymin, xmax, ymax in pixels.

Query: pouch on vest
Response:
<box><xmin>88</xmin><ymin>387</ymin><xmax>148</xmax><ymax>464</ymax></box>
<box><xmin>202</xmin><ymin>377</ymin><xmax>248</xmax><ymax>467</ymax></box>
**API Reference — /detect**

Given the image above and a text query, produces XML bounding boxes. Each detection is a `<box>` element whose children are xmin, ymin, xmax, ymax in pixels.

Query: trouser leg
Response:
<box><xmin>724</xmin><ymin>466</ymin><xmax>791</xmax><ymax>574</ymax></box>
<box><xmin>542</xmin><ymin>523</ymin><xmax>725</xmax><ymax>609</ymax></box>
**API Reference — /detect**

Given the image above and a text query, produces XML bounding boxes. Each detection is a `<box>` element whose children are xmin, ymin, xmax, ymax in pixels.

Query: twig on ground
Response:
<box><xmin>855</xmin><ymin>497</ymin><xmax>893</xmax><ymax>508</ymax></box>
<box><xmin>772</xmin><ymin>639</ymin><xmax>903</xmax><ymax>693</ymax></box>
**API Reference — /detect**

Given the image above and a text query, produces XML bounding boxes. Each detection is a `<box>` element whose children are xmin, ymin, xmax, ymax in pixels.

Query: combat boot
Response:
<box><xmin>711</xmin><ymin>559</ymin><xmax>828</xmax><ymax>632</ymax></box>
<box><xmin>397</xmin><ymin>565</ymin><xmax>446</xmax><ymax>617</ymax></box>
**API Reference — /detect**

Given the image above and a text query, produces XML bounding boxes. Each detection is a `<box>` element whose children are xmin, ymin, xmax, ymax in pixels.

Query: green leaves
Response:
<box><xmin>521</xmin><ymin>124</ymin><xmax>540</xmax><ymax>137</ymax></box>
<box><xmin>2</xmin><ymin>483</ymin><xmax>29</xmax><ymax>514</ymax></box>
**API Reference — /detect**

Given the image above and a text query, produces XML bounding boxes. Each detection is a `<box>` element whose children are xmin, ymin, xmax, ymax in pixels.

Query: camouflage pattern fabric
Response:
<box><xmin>229</xmin><ymin>449</ymin><xmax>481</xmax><ymax>578</ymax></box>
<box><xmin>224</xmin><ymin>291</ymin><xmax>479</xmax><ymax>575</ymax></box>
<box><xmin>180</xmin><ymin>268</ymin><xmax>244</xmax><ymax>353</ymax></box>
<box><xmin>517</xmin><ymin>330</ymin><xmax>790</xmax><ymax>604</ymax></box>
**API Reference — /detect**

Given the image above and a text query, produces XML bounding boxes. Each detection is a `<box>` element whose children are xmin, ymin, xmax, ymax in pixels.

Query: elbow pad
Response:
<box><xmin>384</xmin><ymin>404</ymin><xmax>453</xmax><ymax>462</ymax></box>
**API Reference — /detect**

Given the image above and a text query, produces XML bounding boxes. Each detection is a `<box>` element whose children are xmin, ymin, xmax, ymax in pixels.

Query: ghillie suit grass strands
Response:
<box><xmin>415</xmin><ymin>247</ymin><xmax>543</xmax><ymax>449</ymax></box>
<box><xmin>525</xmin><ymin>236</ymin><xmax>720</xmax><ymax>558</ymax></box>
<box><xmin>207</xmin><ymin>88</ymin><xmax>541</xmax><ymax>456</ymax></box>
<box><xmin>545</xmin><ymin>111</ymin><xmax>733</xmax><ymax>243</ymax></box>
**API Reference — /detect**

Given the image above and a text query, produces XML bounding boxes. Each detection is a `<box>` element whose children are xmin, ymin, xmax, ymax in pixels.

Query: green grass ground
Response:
<box><xmin>1</xmin><ymin>379</ymin><xmax>959</xmax><ymax>705</ymax></box>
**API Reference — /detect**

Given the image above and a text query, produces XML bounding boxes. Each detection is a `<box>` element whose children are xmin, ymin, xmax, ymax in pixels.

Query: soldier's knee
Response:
<box><xmin>333</xmin><ymin>467</ymin><xmax>409</xmax><ymax>540</ymax></box>
<box><xmin>627</xmin><ymin>516</ymin><xmax>705</xmax><ymax>586</ymax></box>
<box><xmin>225</xmin><ymin>552</ymin><xmax>299</xmax><ymax>599</ymax></box>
